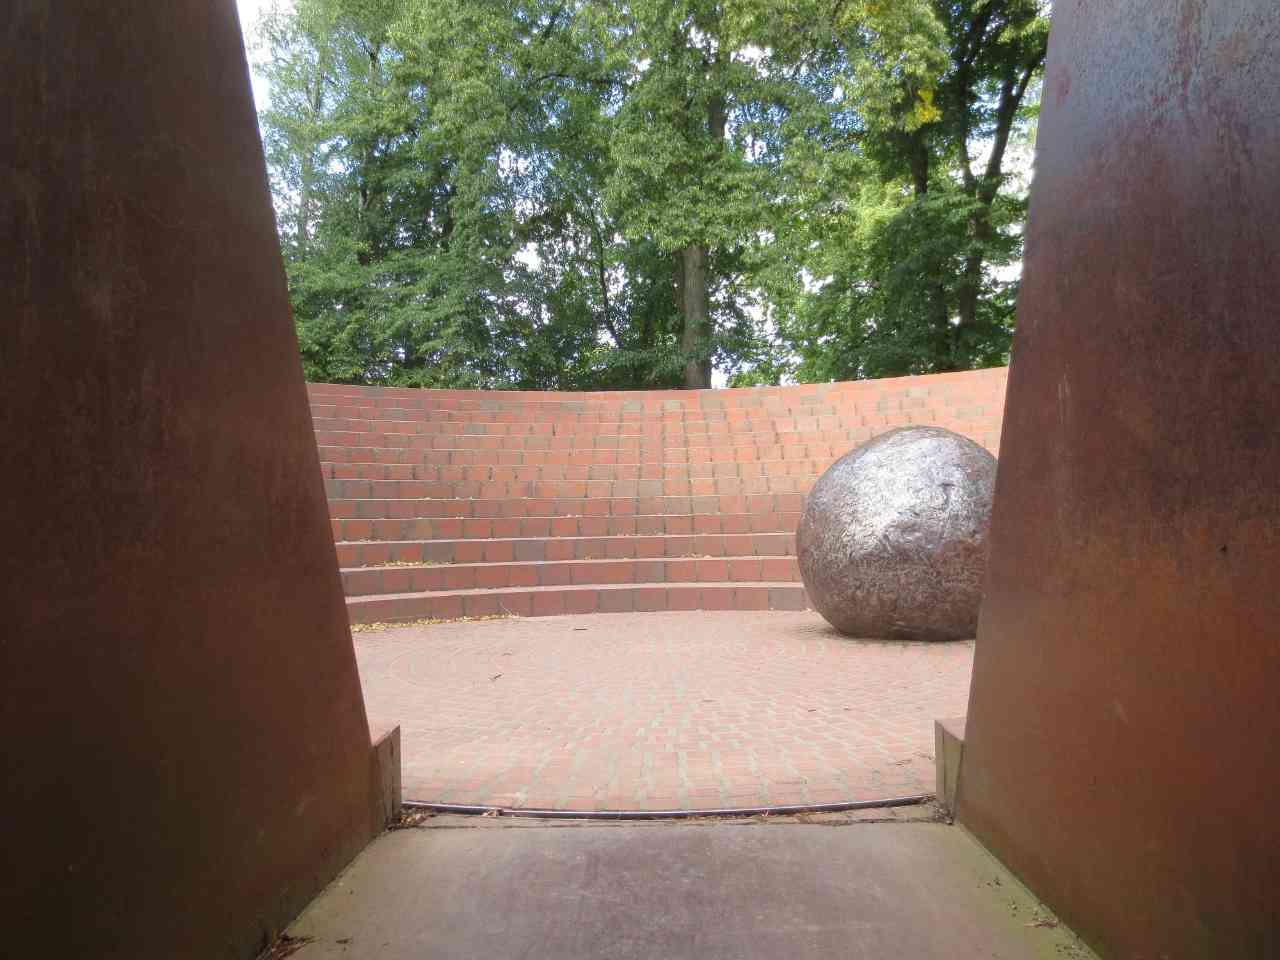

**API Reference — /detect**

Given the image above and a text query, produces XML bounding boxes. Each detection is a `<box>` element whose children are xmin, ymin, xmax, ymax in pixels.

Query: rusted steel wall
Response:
<box><xmin>0</xmin><ymin>3</ymin><xmax>389</xmax><ymax>957</ymax></box>
<box><xmin>958</xmin><ymin>2</ymin><xmax>1280</xmax><ymax>957</ymax></box>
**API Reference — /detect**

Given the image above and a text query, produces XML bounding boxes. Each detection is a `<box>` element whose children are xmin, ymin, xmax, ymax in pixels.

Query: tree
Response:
<box><xmin>254</xmin><ymin>0</ymin><xmax>1046</xmax><ymax>389</ymax></box>
<box><xmin>756</xmin><ymin>0</ymin><xmax>1049</xmax><ymax>380</ymax></box>
<box><xmin>601</xmin><ymin>0</ymin><xmax>774</xmax><ymax>388</ymax></box>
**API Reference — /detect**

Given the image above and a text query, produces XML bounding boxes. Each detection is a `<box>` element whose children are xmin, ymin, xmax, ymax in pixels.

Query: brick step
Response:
<box><xmin>346</xmin><ymin>581</ymin><xmax>811</xmax><ymax>623</ymax></box>
<box><xmin>320</xmin><ymin>457</ymin><xmax>836</xmax><ymax>483</ymax></box>
<box><xmin>340</xmin><ymin>555</ymin><xmax>801</xmax><ymax>596</ymax></box>
<box><xmin>324</xmin><ymin>475</ymin><xmax>817</xmax><ymax>500</ymax></box>
<box><xmin>306</xmin><ymin>403</ymin><xmax>982</xmax><ymax>433</ymax></box>
<box><xmin>309</xmin><ymin>420</ymin><xmax>893</xmax><ymax>442</ymax></box>
<box><xmin>335</xmin><ymin>532</ymin><xmax>797</xmax><ymax>567</ymax></box>
<box><xmin>308</xmin><ymin>399</ymin><xmax>867</xmax><ymax>418</ymax></box>
<box><xmin>309</xmin><ymin>407</ymin><xmax>998</xmax><ymax>435</ymax></box>
<box><xmin>313</xmin><ymin>426</ymin><xmax>904</xmax><ymax>451</ymax></box>
<box><xmin>307</xmin><ymin>370</ymin><xmax>1007</xmax><ymax>410</ymax></box>
<box><xmin>329</xmin><ymin>511</ymin><xmax>802</xmax><ymax>543</ymax></box>
<box><xmin>308</xmin><ymin>373</ymin><xmax>1004</xmax><ymax>399</ymax></box>
<box><xmin>327</xmin><ymin>493</ymin><xmax>807</xmax><ymax>521</ymax></box>
<box><xmin>317</xmin><ymin>442</ymin><xmax>861</xmax><ymax>468</ymax></box>
<box><xmin>309</xmin><ymin>399</ymin><xmax>998</xmax><ymax>424</ymax></box>
<box><xmin>308</xmin><ymin>415</ymin><xmax>859</xmax><ymax>434</ymax></box>
<box><xmin>307</xmin><ymin>389</ymin><xmax>933</xmax><ymax>407</ymax></box>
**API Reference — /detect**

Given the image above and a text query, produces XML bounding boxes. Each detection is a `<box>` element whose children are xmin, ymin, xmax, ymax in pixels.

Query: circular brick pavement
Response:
<box><xmin>355</xmin><ymin>610</ymin><xmax>974</xmax><ymax>812</ymax></box>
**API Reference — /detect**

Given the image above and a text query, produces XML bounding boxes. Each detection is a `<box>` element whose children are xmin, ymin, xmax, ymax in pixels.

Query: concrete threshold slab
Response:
<box><xmin>285</xmin><ymin>818</ymin><xmax>1096</xmax><ymax>960</ymax></box>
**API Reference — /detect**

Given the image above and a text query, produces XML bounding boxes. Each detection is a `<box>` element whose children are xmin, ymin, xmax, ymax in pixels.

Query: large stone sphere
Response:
<box><xmin>797</xmin><ymin>426</ymin><xmax>997</xmax><ymax>641</ymax></box>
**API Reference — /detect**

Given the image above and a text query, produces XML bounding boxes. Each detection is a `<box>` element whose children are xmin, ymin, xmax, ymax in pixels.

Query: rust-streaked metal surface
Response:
<box><xmin>958</xmin><ymin>2</ymin><xmax>1280</xmax><ymax>958</ymax></box>
<box><xmin>0</xmin><ymin>3</ymin><xmax>387</xmax><ymax>958</ymax></box>
<box><xmin>797</xmin><ymin>427</ymin><xmax>996</xmax><ymax>641</ymax></box>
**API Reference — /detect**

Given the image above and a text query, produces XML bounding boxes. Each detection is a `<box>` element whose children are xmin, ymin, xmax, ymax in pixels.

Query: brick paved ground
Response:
<box><xmin>356</xmin><ymin>610</ymin><xmax>973</xmax><ymax>811</ymax></box>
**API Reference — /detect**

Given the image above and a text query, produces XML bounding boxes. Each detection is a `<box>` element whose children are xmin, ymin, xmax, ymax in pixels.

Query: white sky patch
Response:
<box><xmin>969</xmin><ymin>137</ymin><xmax>1036</xmax><ymax>195</ymax></box>
<box><xmin>686</xmin><ymin>25</ymin><xmax>717</xmax><ymax>56</ymax></box>
<box><xmin>514</xmin><ymin>242</ymin><xmax>542</xmax><ymax>271</ymax></box>
<box><xmin>799</xmin><ymin>268</ymin><xmax>828</xmax><ymax>294</ymax></box>
<box><xmin>236</xmin><ymin>0</ymin><xmax>291</xmax><ymax>110</ymax></box>
<box><xmin>732</xmin><ymin>44</ymin><xmax>772</xmax><ymax>80</ymax></box>
<box><xmin>970</xmin><ymin>137</ymin><xmax>1036</xmax><ymax>285</ymax></box>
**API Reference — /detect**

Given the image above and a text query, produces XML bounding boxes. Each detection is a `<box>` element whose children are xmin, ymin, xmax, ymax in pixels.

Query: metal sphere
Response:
<box><xmin>797</xmin><ymin>426</ymin><xmax>997</xmax><ymax>641</ymax></box>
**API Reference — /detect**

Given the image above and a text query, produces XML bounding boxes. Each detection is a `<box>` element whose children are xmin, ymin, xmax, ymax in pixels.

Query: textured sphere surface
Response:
<box><xmin>797</xmin><ymin>427</ymin><xmax>997</xmax><ymax>641</ymax></box>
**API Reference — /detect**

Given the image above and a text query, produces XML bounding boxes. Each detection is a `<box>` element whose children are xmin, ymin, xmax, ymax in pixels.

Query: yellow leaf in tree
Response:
<box><xmin>911</xmin><ymin>87</ymin><xmax>943</xmax><ymax>126</ymax></box>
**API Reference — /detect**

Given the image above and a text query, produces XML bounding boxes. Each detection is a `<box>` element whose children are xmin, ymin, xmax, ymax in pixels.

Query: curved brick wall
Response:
<box><xmin>309</xmin><ymin>367</ymin><xmax>1007</xmax><ymax>624</ymax></box>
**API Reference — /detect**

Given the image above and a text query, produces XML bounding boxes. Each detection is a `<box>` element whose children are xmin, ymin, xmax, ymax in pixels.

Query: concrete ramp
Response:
<box><xmin>286</xmin><ymin>818</ymin><xmax>1094</xmax><ymax>960</ymax></box>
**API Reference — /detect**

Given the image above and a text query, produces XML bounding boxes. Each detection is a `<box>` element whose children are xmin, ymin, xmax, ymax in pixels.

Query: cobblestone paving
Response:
<box><xmin>355</xmin><ymin>610</ymin><xmax>973</xmax><ymax>811</ymax></box>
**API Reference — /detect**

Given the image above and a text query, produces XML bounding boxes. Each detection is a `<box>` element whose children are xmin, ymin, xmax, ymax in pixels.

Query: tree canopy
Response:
<box><xmin>255</xmin><ymin>0</ymin><xmax>1047</xmax><ymax>389</ymax></box>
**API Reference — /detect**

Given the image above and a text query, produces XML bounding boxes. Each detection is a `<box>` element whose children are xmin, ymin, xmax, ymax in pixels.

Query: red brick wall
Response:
<box><xmin>307</xmin><ymin>368</ymin><xmax>1008</xmax><ymax>623</ymax></box>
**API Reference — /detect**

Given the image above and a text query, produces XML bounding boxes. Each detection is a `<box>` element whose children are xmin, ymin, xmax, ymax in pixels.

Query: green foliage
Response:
<box><xmin>254</xmin><ymin>0</ymin><xmax>1047</xmax><ymax>388</ymax></box>
<box><xmin>750</xmin><ymin>0</ymin><xmax>1049</xmax><ymax>380</ymax></box>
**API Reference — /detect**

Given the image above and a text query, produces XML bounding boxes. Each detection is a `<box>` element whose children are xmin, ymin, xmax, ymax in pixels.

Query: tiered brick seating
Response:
<box><xmin>309</xmin><ymin>367</ymin><xmax>1007</xmax><ymax>624</ymax></box>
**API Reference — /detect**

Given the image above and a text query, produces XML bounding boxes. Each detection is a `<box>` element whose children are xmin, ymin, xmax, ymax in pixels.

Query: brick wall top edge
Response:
<box><xmin>305</xmin><ymin>367</ymin><xmax>1009</xmax><ymax>404</ymax></box>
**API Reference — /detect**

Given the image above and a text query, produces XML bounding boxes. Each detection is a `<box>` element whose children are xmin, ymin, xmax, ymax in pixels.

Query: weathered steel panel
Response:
<box><xmin>958</xmin><ymin>2</ymin><xmax>1280</xmax><ymax>957</ymax></box>
<box><xmin>0</xmin><ymin>3</ymin><xmax>388</xmax><ymax>957</ymax></box>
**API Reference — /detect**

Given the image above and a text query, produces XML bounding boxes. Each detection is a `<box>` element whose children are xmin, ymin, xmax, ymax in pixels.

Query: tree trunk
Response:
<box><xmin>907</xmin><ymin>134</ymin><xmax>955</xmax><ymax>368</ymax></box>
<box><xmin>297</xmin><ymin>52</ymin><xmax>328</xmax><ymax>258</ymax></box>
<box><xmin>675</xmin><ymin>91</ymin><xmax>726</xmax><ymax>390</ymax></box>
<box><xmin>956</xmin><ymin>242</ymin><xmax>985</xmax><ymax>328</ymax></box>
<box><xmin>950</xmin><ymin>57</ymin><xmax>1044</xmax><ymax>365</ymax></box>
<box><xmin>679</xmin><ymin>245</ymin><xmax>712</xmax><ymax>389</ymax></box>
